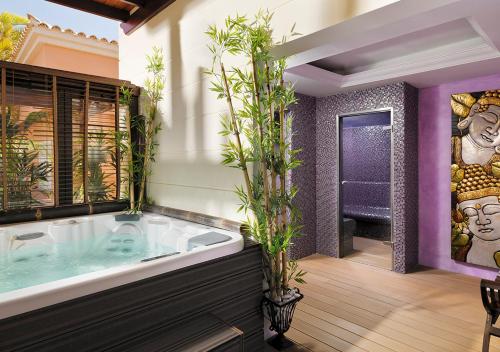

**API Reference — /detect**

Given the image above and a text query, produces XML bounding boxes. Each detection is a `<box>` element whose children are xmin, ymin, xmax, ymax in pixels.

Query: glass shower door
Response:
<box><xmin>338</xmin><ymin>109</ymin><xmax>393</xmax><ymax>270</ymax></box>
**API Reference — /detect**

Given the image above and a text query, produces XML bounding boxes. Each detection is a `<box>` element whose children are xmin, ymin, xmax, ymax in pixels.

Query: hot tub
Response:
<box><xmin>0</xmin><ymin>212</ymin><xmax>244</xmax><ymax>319</ymax></box>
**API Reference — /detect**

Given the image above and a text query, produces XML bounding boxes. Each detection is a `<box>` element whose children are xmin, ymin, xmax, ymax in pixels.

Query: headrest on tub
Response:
<box><xmin>187</xmin><ymin>232</ymin><xmax>231</xmax><ymax>251</ymax></box>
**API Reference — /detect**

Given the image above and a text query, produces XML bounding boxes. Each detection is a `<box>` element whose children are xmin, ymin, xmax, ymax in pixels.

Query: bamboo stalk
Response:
<box><xmin>265</xmin><ymin>64</ymin><xmax>277</xmax><ymax>204</ymax></box>
<box><xmin>125</xmin><ymin>94</ymin><xmax>135</xmax><ymax>210</ymax></box>
<box><xmin>220</xmin><ymin>59</ymin><xmax>274</xmax><ymax>298</ymax></box>
<box><xmin>1</xmin><ymin>68</ymin><xmax>7</xmax><ymax>209</ymax></box>
<box><xmin>279</xmin><ymin>76</ymin><xmax>289</xmax><ymax>290</ymax></box>
<box><xmin>281</xmin><ymin>250</ymin><xmax>288</xmax><ymax>289</ymax></box>
<box><xmin>266</xmin><ymin>63</ymin><xmax>282</xmax><ymax>298</ymax></box>
<box><xmin>137</xmin><ymin>101</ymin><xmax>154</xmax><ymax>210</ymax></box>
<box><xmin>251</xmin><ymin>54</ymin><xmax>271</xmax><ymax>220</ymax></box>
<box><xmin>115</xmin><ymin>87</ymin><xmax>121</xmax><ymax>201</ymax></box>
<box><xmin>220</xmin><ymin>63</ymin><xmax>253</xmax><ymax>203</ymax></box>
<box><xmin>252</xmin><ymin>54</ymin><xmax>277</xmax><ymax>299</ymax></box>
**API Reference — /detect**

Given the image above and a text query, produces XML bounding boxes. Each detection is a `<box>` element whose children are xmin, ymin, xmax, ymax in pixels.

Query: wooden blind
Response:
<box><xmin>5</xmin><ymin>69</ymin><xmax>55</xmax><ymax>209</ymax></box>
<box><xmin>57</xmin><ymin>78</ymin><xmax>86</xmax><ymax>205</ymax></box>
<box><xmin>0</xmin><ymin>64</ymin><xmax>137</xmax><ymax>212</ymax></box>
<box><xmin>87</xmin><ymin>83</ymin><xmax>118</xmax><ymax>203</ymax></box>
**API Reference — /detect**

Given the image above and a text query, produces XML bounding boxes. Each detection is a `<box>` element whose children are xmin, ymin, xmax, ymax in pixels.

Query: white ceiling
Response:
<box><xmin>277</xmin><ymin>0</ymin><xmax>500</xmax><ymax>97</ymax></box>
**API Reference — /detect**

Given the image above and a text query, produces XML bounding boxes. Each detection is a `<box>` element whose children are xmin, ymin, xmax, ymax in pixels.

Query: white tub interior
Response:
<box><xmin>0</xmin><ymin>212</ymin><xmax>244</xmax><ymax>319</ymax></box>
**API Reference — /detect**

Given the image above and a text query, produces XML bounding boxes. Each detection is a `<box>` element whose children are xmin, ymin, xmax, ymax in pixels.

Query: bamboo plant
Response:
<box><xmin>117</xmin><ymin>47</ymin><xmax>165</xmax><ymax>212</ymax></box>
<box><xmin>206</xmin><ymin>11</ymin><xmax>305</xmax><ymax>302</ymax></box>
<box><xmin>117</xmin><ymin>86</ymin><xmax>137</xmax><ymax>210</ymax></box>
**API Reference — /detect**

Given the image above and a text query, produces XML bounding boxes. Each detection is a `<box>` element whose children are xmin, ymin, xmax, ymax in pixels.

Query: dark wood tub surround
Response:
<box><xmin>0</xmin><ymin>206</ymin><xmax>263</xmax><ymax>351</ymax></box>
<box><xmin>121</xmin><ymin>313</ymin><xmax>245</xmax><ymax>351</ymax></box>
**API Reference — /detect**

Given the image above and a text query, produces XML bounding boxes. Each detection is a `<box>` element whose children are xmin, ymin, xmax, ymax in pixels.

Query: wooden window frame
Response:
<box><xmin>0</xmin><ymin>61</ymin><xmax>139</xmax><ymax>223</ymax></box>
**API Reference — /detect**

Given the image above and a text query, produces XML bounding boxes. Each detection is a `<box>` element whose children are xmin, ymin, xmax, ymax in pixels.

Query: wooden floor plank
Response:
<box><xmin>292</xmin><ymin>318</ymin><xmax>368</xmax><ymax>352</ymax></box>
<box><xmin>305</xmin><ymin>272</ymin><xmax>406</xmax><ymax>307</ymax></box>
<box><xmin>343</xmin><ymin>237</ymin><xmax>392</xmax><ymax>270</ymax></box>
<box><xmin>299</xmin><ymin>256</ymin><xmax>486</xmax><ymax>325</ymax></box>
<box><xmin>295</xmin><ymin>310</ymin><xmax>396</xmax><ymax>352</ymax></box>
<box><xmin>297</xmin><ymin>301</ymin><xmax>421</xmax><ymax>352</ymax></box>
<box><xmin>286</xmin><ymin>328</ymin><xmax>341</xmax><ymax>352</ymax></box>
<box><xmin>301</xmin><ymin>269</ymin><xmax>495</xmax><ymax>350</ymax></box>
<box><xmin>285</xmin><ymin>254</ymin><xmax>497</xmax><ymax>352</ymax></box>
<box><xmin>297</xmin><ymin>294</ymin><xmax>463</xmax><ymax>352</ymax></box>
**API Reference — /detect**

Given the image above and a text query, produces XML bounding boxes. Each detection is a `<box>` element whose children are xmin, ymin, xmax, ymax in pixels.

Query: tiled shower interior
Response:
<box><xmin>340</xmin><ymin>111</ymin><xmax>392</xmax><ymax>268</ymax></box>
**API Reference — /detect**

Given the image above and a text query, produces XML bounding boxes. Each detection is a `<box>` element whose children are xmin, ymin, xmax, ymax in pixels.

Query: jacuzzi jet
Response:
<box><xmin>106</xmin><ymin>247</ymin><xmax>119</xmax><ymax>252</ymax></box>
<box><xmin>112</xmin><ymin>223</ymin><xmax>143</xmax><ymax>237</ymax></box>
<box><xmin>123</xmin><ymin>239</ymin><xmax>134</xmax><ymax>244</ymax></box>
<box><xmin>14</xmin><ymin>257</ymin><xmax>29</xmax><ymax>263</ymax></box>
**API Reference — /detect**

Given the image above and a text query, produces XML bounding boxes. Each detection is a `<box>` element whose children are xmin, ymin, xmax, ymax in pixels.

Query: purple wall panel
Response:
<box><xmin>288</xmin><ymin>93</ymin><xmax>317</xmax><ymax>260</ymax></box>
<box><xmin>418</xmin><ymin>73</ymin><xmax>500</xmax><ymax>280</ymax></box>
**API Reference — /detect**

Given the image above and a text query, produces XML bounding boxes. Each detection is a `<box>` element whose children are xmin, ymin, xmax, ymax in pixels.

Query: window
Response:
<box><xmin>0</xmin><ymin>66</ymin><xmax>137</xmax><ymax>212</ymax></box>
<box><xmin>87</xmin><ymin>83</ymin><xmax>118</xmax><ymax>203</ymax></box>
<box><xmin>56</xmin><ymin>78</ymin><xmax>85</xmax><ymax>205</ymax></box>
<box><xmin>4</xmin><ymin>69</ymin><xmax>54</xmax><ymax>209</ymax></box>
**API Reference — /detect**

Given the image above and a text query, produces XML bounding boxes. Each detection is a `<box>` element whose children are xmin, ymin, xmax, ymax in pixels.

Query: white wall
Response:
<box><xmin>119</xmin><ymin>0</ymin><xmax>396</xmax><ymax>221</ymax></box>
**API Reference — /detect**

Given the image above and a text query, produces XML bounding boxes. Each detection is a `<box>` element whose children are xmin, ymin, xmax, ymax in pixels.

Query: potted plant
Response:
<box><xmin>206</xmin><ymin>11</ymin><xmax>305</xmax><ymax>349</ymax></box>
<box><xmin>116</xmin><ymin>47</ymin><xmax>165</xmax><ymax>221</ymax></box>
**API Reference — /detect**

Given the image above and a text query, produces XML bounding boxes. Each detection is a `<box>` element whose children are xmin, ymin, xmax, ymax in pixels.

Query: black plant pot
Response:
<box><xmin>262</xmin><ymin>288</ymin><xmax>303</xmax><ymax>350</ymax></box>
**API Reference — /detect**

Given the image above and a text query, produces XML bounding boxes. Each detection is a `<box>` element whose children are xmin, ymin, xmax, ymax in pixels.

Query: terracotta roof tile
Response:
<box><xmin>11</xmin><ymin>14</ymin><xmax>118</xmax><ymax>61</ymax></box>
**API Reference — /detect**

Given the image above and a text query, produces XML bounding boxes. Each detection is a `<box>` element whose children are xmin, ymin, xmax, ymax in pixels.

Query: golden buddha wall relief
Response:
<box><xmin>451</xmin><ymin>90</ymin><xmax>500</xmax><ymax>268</ymax></box>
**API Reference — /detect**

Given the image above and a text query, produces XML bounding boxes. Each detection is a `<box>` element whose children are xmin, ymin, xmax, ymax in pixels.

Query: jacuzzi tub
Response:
<box><xmin>0</xmin><ymin>212</ymin><xmax>243</xmax><ymax>319</ymax></box>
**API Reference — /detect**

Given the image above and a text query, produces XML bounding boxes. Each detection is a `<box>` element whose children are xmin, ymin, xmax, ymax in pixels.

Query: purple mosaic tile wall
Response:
<box><xmin>342</xmin><ymin>125</ymin><xmax>391</xmax><ymax>182</ymax></box>
<box><xmin>402</xmin><ymin>83</ymin><xmax>420</xmax><ymax>272</ymax></box>
<box><xmin>342</xmin><ymin>125</ymin><xmax>391</xmax><ymax>209</ymax></box>
<box><xmin>288</xmin><ymin>93</ymin><xmax>317</xmax><ymax>260</ymax></box>
<box><xmin>342</xmin><ymin>182</ymin><xmax>390</xmax><ymax>209</ymax></box>
<box><xmin>315</xmin><ymin>82</ymin><xmax>419</xmax><ymax>273</ymax></box>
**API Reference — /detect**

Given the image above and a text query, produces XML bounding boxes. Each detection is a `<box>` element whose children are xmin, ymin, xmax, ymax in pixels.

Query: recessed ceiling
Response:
<box><xmin>279</xmin><ymin>0</ymin><xmax>500</xmax><ymax>97</ymax></box>
<box><xmin>309</xmin><ymin>18</ymin><xmax>480</xmax><ymax>75</ymax></box>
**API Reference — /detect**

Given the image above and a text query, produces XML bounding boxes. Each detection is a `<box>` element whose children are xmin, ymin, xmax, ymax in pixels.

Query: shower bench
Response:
<box><xmin>344</xmin><ymin>204</ymin><xmax>391</xmax><ymax>224</ymax></box>
<box><xmin>343</xmin><ymin>181</ymin><xmax>391</xmax><ymax>224</ymax></box>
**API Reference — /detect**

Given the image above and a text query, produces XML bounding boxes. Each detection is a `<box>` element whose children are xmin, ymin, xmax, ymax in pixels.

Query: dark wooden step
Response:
<box><xmin>120</xmin><ymin>314</ymin><xmax>243</xmax><ymax>352</ymax></box>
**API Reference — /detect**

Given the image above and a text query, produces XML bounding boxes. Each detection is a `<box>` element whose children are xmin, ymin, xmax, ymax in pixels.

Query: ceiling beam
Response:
<box><xmin>121</xmin><ymin>0</ymin><xmax>145</xmax><ymax>8</ymax></box>
<box><xmin>121</xmin><ymin>0</ymin><xmax>176</xmax><ymax>34</ymax></box>
<box><xmin>46</xmin><ymin>0</ymin><xmax>130</xmax><ymax>22</ymax></box>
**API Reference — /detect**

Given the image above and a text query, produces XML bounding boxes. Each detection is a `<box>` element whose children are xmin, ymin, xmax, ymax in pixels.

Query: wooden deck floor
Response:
<box><xmin>270</xmin><ymin>254</ymin><xmax>496</xmax><ymax>352</ymax></box>
<box><xmin>343</xmin><ymin>237</ymin><xmax>392</xmax><ymax>270</ymax></box>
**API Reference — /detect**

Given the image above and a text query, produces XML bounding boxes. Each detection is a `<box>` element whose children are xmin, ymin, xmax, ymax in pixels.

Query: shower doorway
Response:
<box><xmin>337</xmin><ymin>108</ymin><xmax>393</xmax><ymax>270</ymax></box>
